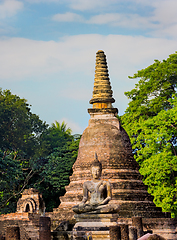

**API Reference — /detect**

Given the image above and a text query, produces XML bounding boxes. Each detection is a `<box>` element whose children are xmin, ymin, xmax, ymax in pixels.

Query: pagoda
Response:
<box><xmin>54</xmin><ymin>50</ymin><xmax>169</xmax><ymax>220</ymax></box>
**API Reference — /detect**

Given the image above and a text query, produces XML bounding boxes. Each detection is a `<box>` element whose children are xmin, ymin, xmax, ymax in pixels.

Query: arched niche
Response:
<box><xmin>22</xmin><ymin>198</ymin><xmax>36</xmax><ymax>213</ymax></box>
<box><xmin>16</xmin><ymin>188</ymin><xmax>45</xmax><ymax>214</ymax></box>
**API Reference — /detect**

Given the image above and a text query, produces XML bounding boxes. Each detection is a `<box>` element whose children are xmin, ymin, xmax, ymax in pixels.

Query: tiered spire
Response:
<box><xmin>89</xmin><ymin>50</ymin><xmax>115</xmax><ymax>109</ymax></box>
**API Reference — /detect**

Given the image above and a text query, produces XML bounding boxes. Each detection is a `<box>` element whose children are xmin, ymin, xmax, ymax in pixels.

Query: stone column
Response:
<box><xmin>132</xmin><ymin>217</ymin><xmax>143</xmax><ymax>238</ymax></box>
<box><xmin>129</xmin><ymin>226</ymin><xmax>137</xmax><ymax>240</ymax></box>
<box><xmin>6</xmin><ymin>226</ymin><xmax>20</xmax><ymax>240</ymax></box>
<box><xmin>119</xmin><ymin>224</ymin><xmax>129</xmax><ymax>240</ymax></box>
<box><xmin>39</xmin><ymin>217</ymin><xmax>51</xmax><ymax>240</ymax></box>
<box><xmin>109</xmin><ymin>226</ymin><xmax>121</xmax><ymax>240</ymax></box>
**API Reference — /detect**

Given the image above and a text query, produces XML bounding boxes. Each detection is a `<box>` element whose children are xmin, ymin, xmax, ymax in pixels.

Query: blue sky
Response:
<box><xmin>0</xmin><ymin>0</ymin><xmax>177</xmax><ymax>133</ymax></box>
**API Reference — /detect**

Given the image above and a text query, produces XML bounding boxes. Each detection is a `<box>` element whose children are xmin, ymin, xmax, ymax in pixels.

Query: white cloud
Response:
<box><xmin>85</xmin><ymin>0</ymin><xmax>177</xmax><ymax>39</ymax></box>
<box><xmin>52</xmin><ymin>12</ymin><xmax>84</xmax><ymax>22</ymax></box>
<box><xmin>25</xmin><ymin>0</ymin><xmax>60</xmax><ymax>3</ymax></box>
<box><xmin>23</xmin><ymin>0</ymin><xmax>177</xmax><ymax>39</ymax></box>
<box><xmin>0</xmin><ymin>34</ymin><xmax>176</xmax><ymax>83</ymax></box>
<box><xmin>151</xmin><ymin>0</ymin><xmax>177</xmax><ymax>25</ymax></box>
<box><xmin>87</xmin><ymin>13</ymin><xmax>121</xmax><ymax>25</ymax></box>
<box><xmin>87</xmin><ymin>13</ymin><xmax>155</xmax><ymax>29</ymax></box>
<box><xmin>0</xmin><ymin>0</ymin><xmax>23</xmax><ymax>19</ymax></box>
<box><xmin>68</xmin><ymin>0</ymin><xmax>117</xmax><ymax>11</ymax></box>
<box><xmin>148</xmin><ymin>0</ymin><xmax>177</xmax><ymax>38</ymax></box>
<box><xmin>25</xmin><ymin>0</ymin><xmax>116</xmax><ymax>10</ymax></box>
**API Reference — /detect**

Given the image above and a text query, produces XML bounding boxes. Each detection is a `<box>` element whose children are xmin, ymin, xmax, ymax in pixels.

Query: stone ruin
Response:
<box><xmin>16</xmin><ymin>188</ymin><xmax>45</xmax><ymax>214</ymax></box>
<box><xmin>0</xmin><ymin>50</ymin><xmax>176</xmax><ymax>239</ymax></box>
<box><xmin>0</xmin><ymin>189</ymin><xmax>51</xmax><ymax>240</ymax></box>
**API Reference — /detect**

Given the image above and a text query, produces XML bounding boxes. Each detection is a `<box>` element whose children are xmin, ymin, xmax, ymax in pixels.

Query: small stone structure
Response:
<box><xmin>0</xmin><ymin>188</ymin><xmax>50</xmax><ymax>240</ymax></box>
<box><xmin>17</xmin><ymin>188</ymin><xmax>45</xmax><ymax>214</ymax></box>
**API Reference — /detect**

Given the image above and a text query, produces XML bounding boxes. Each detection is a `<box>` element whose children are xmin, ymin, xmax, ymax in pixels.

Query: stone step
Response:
<box><xmin>65</xmin><ymin>179</ymin><xmax>147</xmax><ymax>191</ymax></box>
<box><xmin>70</xmin><ymin>170</ymin><xmax>142</xmax><ymax>181</ymax></box>
<box><xmin>60</xmin><ymin>189</ymin><xmax>153</xmax><ymax>202</ymax></box>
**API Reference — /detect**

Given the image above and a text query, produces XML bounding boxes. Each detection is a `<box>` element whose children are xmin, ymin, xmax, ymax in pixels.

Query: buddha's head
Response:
<box><xmin>91</xmin><ymin>153</ymin><xmax>102</xmax><ymax>179</ymax></box>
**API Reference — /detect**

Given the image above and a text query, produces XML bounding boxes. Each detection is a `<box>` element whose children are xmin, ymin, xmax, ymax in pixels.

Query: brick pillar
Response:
<box><xmin>39</xmin><ymin>217</ymin><xmax>51</xmax><ymax>240</ymax></box>
<box><xmin>132</xmin><ymin>217</ymin><xmax>143</xmax><ymax>238</ymax></box>
<box><xmin>109</xmin><ymin>226</ymin><xmax>121</xmax><ymax>240</ymax></box>
<box><xmin>129</xmin><ymin>226</ymin><xmax>137</xmax><ymax>240</ymax></box>
<box><xmin>6</xmin><ymin>226</ymin><xmax>20</xmax><ymax>240</ymax></box>
<box><xmin>120</xmin><ymin>224</ymin><xmax>129</xmax><ymax>240</ymax></box>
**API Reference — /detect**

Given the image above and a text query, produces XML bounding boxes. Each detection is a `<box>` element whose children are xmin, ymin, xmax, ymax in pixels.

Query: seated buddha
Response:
<box><xmin>72</xmin><ymin>154</ymin><xmax>119</xmax><ymax>214</ymax></box>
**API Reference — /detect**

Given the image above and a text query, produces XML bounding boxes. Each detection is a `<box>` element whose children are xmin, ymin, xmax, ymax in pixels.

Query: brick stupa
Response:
<box><xmin>54</xmin><ymin>50</ymin><xmax>169</xmax><ymax>220</ymax></box>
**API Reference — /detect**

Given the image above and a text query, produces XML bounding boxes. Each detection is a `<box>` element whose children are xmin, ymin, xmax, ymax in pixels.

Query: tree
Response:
<box><xmin>0</xmin><ymin>89</ymin><xmax>81</xmax><ymax>214</ymax></box>
<box><xmin>37</xmin><ymin>121</ymin><xmax>73</xmax><ymax>157</ymax></box>
<box><xmin>121</xmin><ymin>52</ymin><xmax>177</xmax><ymax>217</ymax></box>
<box><xmin>0</xmin><ymin>89</ymin><xmax>48</xmax><ymax>213</ymax></box>
<box><xmin>52</xmin><ymin>120</ymin><xmax>72</xmax><ymax>135</ymax></box>
<box><xmin>32</xmin><ymin>131</ymin><xmax>81</xmax><ymax>211</ymax></box>
<box><xmin>0</xmin><ymin>88</ymin><xmax>47</xmax><ymax>159</ymax></box>
<box><xmin>0</xmin><ymin>151</ymin><xmax>23</xmax><ymax>214</ymax></box>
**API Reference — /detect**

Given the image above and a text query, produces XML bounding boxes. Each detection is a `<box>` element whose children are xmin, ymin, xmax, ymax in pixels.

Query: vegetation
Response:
<box><xmin>121</xmin><ymin>52</ymin><xmax>177</xmax><ymax>217</ymax></box>
<box><xmin>0</xmin><ymin>89</ymin><xmax>80</xmax><ymax>213</ymax></box>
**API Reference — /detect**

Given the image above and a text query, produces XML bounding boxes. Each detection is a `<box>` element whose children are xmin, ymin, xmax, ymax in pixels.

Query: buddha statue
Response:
<box><xmin>72</xmin><ymin>154</ymin><xmax>119</xmax><ymax>214</ymax></box>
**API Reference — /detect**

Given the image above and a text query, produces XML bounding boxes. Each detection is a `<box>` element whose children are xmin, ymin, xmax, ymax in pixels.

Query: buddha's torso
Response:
<box><xmin>85</xmin><ymin>180</ymin><xmax>107</xmax><ymax>205</ymax></box>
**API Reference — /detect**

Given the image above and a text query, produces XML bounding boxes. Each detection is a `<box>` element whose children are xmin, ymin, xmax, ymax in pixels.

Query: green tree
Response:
<box><xmin>0</xmin><ymin>89</ymin><xmax>47</xmax><ymax>213</ymax></box>
<box><xmin>0</xmin><ymin>89</ymin><xmax>81</xmax><ymax>214</ymax></box>
<box><xmin>0</xmin><ymin>88</ymin><xmax>47</xmax><ymax>159</ymax></box>
<box><xmin>121</xmin><ymin>52</ymin><xmax>177</xmax><ymax>217</ymax></box>
<box><xmin>52</xmin><ymin>120</ymin><xmax>72</xmax><ymax>135</ymax></box>
<box><xmin>0</xmin><ymin>152</ymin><xmax>23</xmax><ymax>214</ymax></box>
<box><xmin>38</xmin><ymin>121</ymin><xmax>73</xmax><ymax>157</ymax></box>
<box><xmin>32</xmin><ymin>131</ymin><xmax>81</xmax><ymax>211</ymax></box>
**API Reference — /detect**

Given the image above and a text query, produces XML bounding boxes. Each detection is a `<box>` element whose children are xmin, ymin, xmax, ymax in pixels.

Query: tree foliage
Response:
<box><xmin>0</xmin><ymin>90</ymin><xmax>80</xmax><ymax>213</ymax></box>
<box><xmin>0</xmin><ymin>88</ymin><xmax>47</xmax><ymax>159</ymax></box>
<box><xmin>32</xmin><ymin>122</ymin><xmax>81</xmax><ymax>211</ymax></box>
<box><xmin>121</xmin><ymin>52</ymin><xmax>177</xmax><ymax>217</ymax></box>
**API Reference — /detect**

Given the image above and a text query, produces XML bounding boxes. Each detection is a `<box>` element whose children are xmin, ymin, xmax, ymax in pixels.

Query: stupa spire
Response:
<box><xmin>88</xmin><ymin>50</ymin><xmax>118</xmax><ymax>115</ymax></box>
<box><xmin>89</xmin><ymin>50</ymin><xmax>115</xmax><ymax>108</ymax></box>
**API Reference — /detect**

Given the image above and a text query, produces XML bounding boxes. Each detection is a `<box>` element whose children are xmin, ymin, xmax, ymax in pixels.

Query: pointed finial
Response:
<box><xmin>89</xmin><ymin>50</ymin><xmax>115</xmax><ymax>108</ymax></box>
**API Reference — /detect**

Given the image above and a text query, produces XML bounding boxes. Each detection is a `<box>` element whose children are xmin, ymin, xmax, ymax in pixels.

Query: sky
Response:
<box><xmin>0</xmin><ymin>0</ymin><xmax>177</xmax><ymax>134</ymax></box>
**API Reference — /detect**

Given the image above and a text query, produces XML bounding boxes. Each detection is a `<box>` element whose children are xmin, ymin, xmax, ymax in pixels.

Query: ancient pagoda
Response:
<box><xmin>54</xmin><ymin>50</ymin><xmax>169</xmax><ymax>220</ymax></box>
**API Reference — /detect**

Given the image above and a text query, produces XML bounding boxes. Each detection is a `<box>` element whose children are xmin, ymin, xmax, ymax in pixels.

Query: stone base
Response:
<box><xmin>74</xmin><ymin>213</ymin><xmax>118</xmax><ymax>231</ymax></box>
<box><xmin>73</xmin><ymin>230</ymin><xmax>110</xmax><ymax>240</ymax></box>
<box><xmin>72</xmin><ymin>214</ymin><xmax>177</xmax><ymax>240</ymax></box>
<box><xmin>73</xmin><ymin>213</ymin><xmax>119</xmax><ymax>240</ymax></box>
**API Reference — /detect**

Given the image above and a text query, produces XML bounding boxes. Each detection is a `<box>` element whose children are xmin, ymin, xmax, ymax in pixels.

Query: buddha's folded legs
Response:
<box><xmin>72</xmin><ymin>203</ymin><xmax>120</xmax><ymax>214</ymax></box>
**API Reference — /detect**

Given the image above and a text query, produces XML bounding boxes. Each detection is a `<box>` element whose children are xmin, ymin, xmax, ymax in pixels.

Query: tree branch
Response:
<box><xmin>0</xmin><ymin>169</ymin><xmax>35</xmax><ymax>210</ymax></box>
<box><xmin>169</xmin><ymin>140</ymin><xmax>177</xmax><ymax>156</ymax></box>
<box><xmin>171</xmin><ymin>124</ymin><xmax>177</xmax><ymax>129</ymax></box>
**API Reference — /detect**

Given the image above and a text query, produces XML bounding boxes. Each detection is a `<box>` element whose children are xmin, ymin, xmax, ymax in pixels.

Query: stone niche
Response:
<box><xmin>17</xmin><ymin>188</ymin><xmax>45</xmax><ymax>214</ymax></box>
